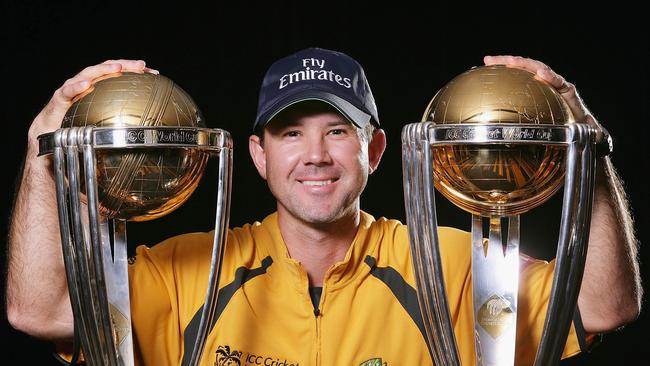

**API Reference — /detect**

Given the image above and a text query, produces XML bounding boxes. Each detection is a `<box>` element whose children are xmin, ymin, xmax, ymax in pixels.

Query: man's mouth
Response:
<box><xmin>299</xmin><ymin>179</ymin><xmax>337</xmax><ymax>186</ymax></box>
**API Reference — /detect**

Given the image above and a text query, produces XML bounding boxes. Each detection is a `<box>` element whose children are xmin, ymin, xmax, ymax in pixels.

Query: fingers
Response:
<box><xmin>62</xmin><ymin>60</ymin><xmax>158</xmax><ymax>87</ymax></box>
<box><xmin>536</xmin><ymin>68</ymin><xmax>569</xmax><ymax>91</ymax></box>
<box><xmin>29</xmin><ymin>59</ymin><xmax>159</xmax><ymax>145</ymax></box>
<box><xmin>484</xmin><ymin>54</ymin><xmax>567</xmax><ymax>90</ymax></box>
<box><xmin>42</xmin><ymin>64</ymin><xmax>119</xmax><ymax>120</ymax></box>
<box><xmin>484</xmin><ymin>55</ymin><xmax>549</xmax><ymax>75</ymax></box>
<box><xmin>38</xmin><ymin>79</ymin><xmax>93</xmax><ymax>124</ymax></box>
<box><xmin>29</xmin><ymin>79</ymin><xmax>93</xmax><ymax>141</ymax></box>
<box><xmin>101</xmin><ymin>59</ymin><xmax>146</xmax><ymax>67</ymax></box>
<box><xmin>102</xmin><ymin>59</ymin><xmax>159</xmax><ymax>74</ymax></box>
<box><xmin>143</xmin><ymin>66</ymin><xmax>160</xmax><ymax>75</ymax></box>
<box><xmin>54</xmin><ymin>59</ymin><xmax>158</xmax><ymax>112</ymax></box>
<box><xmin>58</xmin><ymin>80</ymin><xmax>91</xmax><ymax>103</ymax></box>
<box><xmin>101</xmin><ymin>59</ymin><xmax>158</xmax><ymax>74</ymax></box>
<box><xmin>484</xmin><ymin>55</ymin><xmax>589</xmax><ymax>122</ymax></box>
<box><xmin>73</xmin><ymin>62</ymin><xmax>122</xmax><ymax>82</ymax></box>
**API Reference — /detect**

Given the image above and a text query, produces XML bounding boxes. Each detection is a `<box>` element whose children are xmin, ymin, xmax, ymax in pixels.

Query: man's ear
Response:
<box><xmin>249</xmin><ymin>134</ymin><xmax>267</xmax><ymax>180</ymax></box>
<box><xmin>368</xmin><ymin>128</ymin><xmax>386</xmax><ymax>174</ymax></box>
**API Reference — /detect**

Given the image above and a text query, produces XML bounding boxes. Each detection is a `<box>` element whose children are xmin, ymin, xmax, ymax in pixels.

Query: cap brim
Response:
<box><xmin>258</xmin><ymin>89</ymin><xmax>372</xmax><ymax>130</ymax></box>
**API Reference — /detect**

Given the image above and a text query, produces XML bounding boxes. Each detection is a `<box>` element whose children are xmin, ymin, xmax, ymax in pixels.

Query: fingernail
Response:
<box><xmin>80</xmin><ymin>80</ymin><xmax>90</xmax><ymax>88</ymax></box>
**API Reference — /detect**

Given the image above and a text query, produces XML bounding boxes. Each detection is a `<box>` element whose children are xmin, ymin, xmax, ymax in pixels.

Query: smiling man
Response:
<box><xmin>7</xmin><ymin>49</ymin><xmax>641</xmax><ymax>366</ymax></box>
<box><xmin>249</xmin><ymin>106</ymin><xmax>384</xmax><ymax>282</ymax></box>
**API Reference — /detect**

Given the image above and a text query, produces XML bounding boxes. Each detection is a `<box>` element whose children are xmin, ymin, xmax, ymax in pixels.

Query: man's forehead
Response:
<box><xmin>265</xmin><ymin>100</ymin><xmax>357</xmax><ymax>127</ymax></box>
<box><xmin>266</xmin><ymin>109</ymin><xmax>355</xmax><ymax>129</ymax></box>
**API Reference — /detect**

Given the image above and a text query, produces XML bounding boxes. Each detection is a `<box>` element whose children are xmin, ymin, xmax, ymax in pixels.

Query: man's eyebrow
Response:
<box><xmin>278</xmin><ymin>120</ymin><xmax>300</xmax><ymax>127</ymax></box>
<box><xmin>272</xmin><ymin>119</ymin><xmax>352</xmax><ymax>128</ymax></box>
<box><xmin>266</xmin><ymin>119</ymin><xmax>300</xmax><ymax>130</ymax></box>
<box><xmin>325</xmin><ymin>120</ymin><xmax>353</xmax><ymax>127</ymax></box>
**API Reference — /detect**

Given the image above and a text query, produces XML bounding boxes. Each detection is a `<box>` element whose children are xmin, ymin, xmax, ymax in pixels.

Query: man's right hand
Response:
<box><xmin>7</xmin><ymin>59</ymin><xmax>157</xmax><ymax>340</ymax></box>
<box><xmin>27</xmin><ymin>60</ymin><xmax>157</xmax><ymax>153</ymax></box>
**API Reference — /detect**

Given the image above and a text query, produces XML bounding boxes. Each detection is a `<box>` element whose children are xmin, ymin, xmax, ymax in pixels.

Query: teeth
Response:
<box><xmin>302</xmin><ymin>179</ymin><xmax>334</xmax><ymax>186</ymax></box>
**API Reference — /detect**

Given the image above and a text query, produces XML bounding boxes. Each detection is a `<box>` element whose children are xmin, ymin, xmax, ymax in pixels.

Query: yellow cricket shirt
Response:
<box><xmin>127</xmin><ymin>211</ymin><xmax>588</xmax><ymax>366</ymax></box>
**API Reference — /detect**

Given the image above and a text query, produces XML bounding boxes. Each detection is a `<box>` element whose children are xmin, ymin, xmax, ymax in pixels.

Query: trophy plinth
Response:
<box><xmin>402</xmin><ymin>65</ymin><xmax>597</xmax><ymax>366</ymax></box>
<box><xmin>39</xmin><ymin>72</ymin><xmax>233</xmax><ymax>366</ymax></box>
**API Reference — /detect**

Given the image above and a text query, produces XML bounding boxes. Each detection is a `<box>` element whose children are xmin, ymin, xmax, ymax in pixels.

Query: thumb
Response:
<box><xmin>28</xmin><ymin>80</ymin><xmax>92</xmax><ymax>144</ymax></box>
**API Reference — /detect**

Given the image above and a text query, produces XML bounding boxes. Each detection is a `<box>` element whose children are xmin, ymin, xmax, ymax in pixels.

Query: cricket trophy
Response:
<box><xmin>401</xmin><ymin>65</ymin><xmax>598</xmax><ymax>365</ymax></box>
<box><xmin>38</xmin><ymin>71</ymin><xmax>233</xmax><ymax>366</ymax></box>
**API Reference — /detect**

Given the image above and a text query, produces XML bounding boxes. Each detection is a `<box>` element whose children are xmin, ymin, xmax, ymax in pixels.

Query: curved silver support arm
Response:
<box><xmin>186</xmin><ymin>136</ymin><xmax>233</xmax><ymax>366</ymax></box>
<box><xmin>47</xmin><ymin>126</ymin><xmax>233</xmax><ymax>366</ymax></box>
<box><xmin>56</xmin><ymin>127</ymin><xmax>113</xmax><ymax>365</ymax></box>
<box><xmin>402</xmin><ymin>121</ymin><xmax>596</xmax><ymax>366</ymax></box>
<box><xmin>69</xmin><ymin>127</ymin><xmax>112</xmax><ymax>365</ymax></box>
<box><xmin>533</xmin><ymin>123</ymin><xmax>596</xmax><ymax>366</ymax></box>
<box><xmin>82</xmin><ymin>126</ymin><xmax>125</xmax><ymax>366</ymax></box>
<box><xmin>402</xmin><ymin>122</ymin><xmax>461</xmax><ymax>366</ymax></box>
<box><xmin>54</xmin><ymin>128</ymin><xmax>99</xmax><ymax>366</ymax></box>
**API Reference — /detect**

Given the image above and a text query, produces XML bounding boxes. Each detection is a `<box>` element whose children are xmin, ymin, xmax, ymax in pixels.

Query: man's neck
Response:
<box><xmin>277</xmin><ymin>209</ymin><xmax>360</xmax><ymax>287</ymax></box>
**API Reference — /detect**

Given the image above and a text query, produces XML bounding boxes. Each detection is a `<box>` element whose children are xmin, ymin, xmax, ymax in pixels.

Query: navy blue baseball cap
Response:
<box><xmin>254</xmin><ymin>47</ymin><xmax>379</xmax><ymax>131</ymax></box>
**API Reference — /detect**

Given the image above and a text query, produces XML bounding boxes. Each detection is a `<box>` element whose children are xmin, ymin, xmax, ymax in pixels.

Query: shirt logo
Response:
<box><xmin>215</xmin><ymin>345</ymin><xmax>242</xmax><ymax>366</ymax></box>
<box><xmin>215</xmin><ymin>345</ymin><xmax>299</xmax><ymax>366</ymax></box>
<box><xmin>359</xmin><ymin>358</ymin><xmax>387</xmax><ymax>366</ymax></box>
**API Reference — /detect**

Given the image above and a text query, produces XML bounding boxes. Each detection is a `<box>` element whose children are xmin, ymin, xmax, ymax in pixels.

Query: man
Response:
<box><xmin>7</xmin><ymin>49</ymin><xmax>641</xmax><ymax>365</ymax></box>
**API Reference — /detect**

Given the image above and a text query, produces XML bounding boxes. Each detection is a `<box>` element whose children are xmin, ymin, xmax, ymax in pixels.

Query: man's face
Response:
<box><xmin>249</xmin><ymin>110</ymin><xmax>384</xmax><ymax>226</ymax></box>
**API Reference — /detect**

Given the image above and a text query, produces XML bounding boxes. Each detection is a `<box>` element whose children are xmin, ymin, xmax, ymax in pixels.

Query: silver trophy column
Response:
<box><xmin>402</xmin><ymin>121</ymin><xmax>596</xmax><ymax>366</ymax></box>
<box><xmin>39</xmin><ymin>126</ymin><xmax>233</xmax><ymax>366</ymax></box>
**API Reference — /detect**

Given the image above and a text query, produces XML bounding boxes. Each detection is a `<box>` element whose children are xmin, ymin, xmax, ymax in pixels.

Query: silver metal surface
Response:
<box><xmin>533</xmin><ymin>123</ymin><xmax>595</xmax><ymax>366</ymax></box>
<box><xmin>402</xmin><ymin>122</ymin><xmax>461</xmax><ymax>365</ymax></box>
<box><xmin>44</xmin><ymin>125</ymin><xmax>233</xmax><ymax>366</ymax></box>
<box><xmin>471</xmin><ymin>216</ymin><xmax>519</xmax><ymax>366</ymax></box>
<box><xmin>39</xmin><ymin>127</ymin><xmax>228</xmax><ymax>156</ymax></box>
<box><xmin>186</xmin><ymin>145</ymin><xmax>233</xmax><ymax>366</ymax></box>
<box><xmin>428</xmin><ymin>124</ymin><xmax>570</xmax><ymax>145</ymax></box>
<box><xmin>401</xmin><ymin>121</ymin><xmax>596</xmax><ymax>366</ymax></box>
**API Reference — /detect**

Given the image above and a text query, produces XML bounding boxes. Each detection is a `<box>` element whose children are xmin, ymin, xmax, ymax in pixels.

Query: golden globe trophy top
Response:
<box><xmin>401</xmin><ymin>65</ymin><xmax>597</xmax><ymax>366</ymax></box>
<box><xmin>38</xmin><ymin>71</ymin><xmax>233</xmax><ymax>366</ymax></box>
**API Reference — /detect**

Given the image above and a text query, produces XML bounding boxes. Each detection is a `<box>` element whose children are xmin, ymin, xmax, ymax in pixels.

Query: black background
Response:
<box><xmin>1</xmin><ymin>2</ymin><xmax>647</xmax><ymax>364</ymax></box>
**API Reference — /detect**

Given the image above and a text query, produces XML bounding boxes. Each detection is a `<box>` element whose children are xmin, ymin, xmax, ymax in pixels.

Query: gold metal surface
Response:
<box><xmin>63</xmin><ymin>72</ymin><xmax>209</xmax><ymax>221</ymax></box>
<box><xmin>109</xmin><ymin>303</ymin><xmax>130</xmax><ymax>347</ymax></box>
<box><xmin>423</xmin><ymin>65</ymin><xmax>574</xmax><ymax>216</ymax></box>
<box><xmin>477</xmin><ymin>294</ymin><xmax>514</xmax><ymax>339</ymax></box>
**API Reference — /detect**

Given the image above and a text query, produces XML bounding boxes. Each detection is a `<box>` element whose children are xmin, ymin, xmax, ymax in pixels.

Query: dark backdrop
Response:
<box><xmin>2</xmin><ymin>2</ymin><xmax>647</xmax><ymax>364</ymax></box>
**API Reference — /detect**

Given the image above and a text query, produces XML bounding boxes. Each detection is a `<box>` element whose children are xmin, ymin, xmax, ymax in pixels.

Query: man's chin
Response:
<box><xmin>276</xmin><ymin>196</ymin><xmax>360</xmax><ymax>227</ymax></box>
<box><xmin>300</xmin><ymin>212</ymin><xmax>342</xmax><ymax>226</ymax></box>
<box><xmin>293</xmin><ymin>208</ymin><xmax>355</xmax><ymax>227</ymax></box>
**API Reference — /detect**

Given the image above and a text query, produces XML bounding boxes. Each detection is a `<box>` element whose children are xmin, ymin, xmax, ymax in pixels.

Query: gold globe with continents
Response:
<box><xmin>39</xmin><ymin>71</ymin><xmax>215</xmax><ymax>221</ymax></box>
<box><xmin>401</xmin><ymin>64</ymin><xmax>596</xmax><ymax>366</ymax></box>
<box><xmin>423</xmin><ymin>64</ymin><xmax>574</xmax><ymax>217</ymax></box>
<box><xmin>37</xmin><ymin>70</ymin><xmax>232</xmax><ymax>366</ymax></box>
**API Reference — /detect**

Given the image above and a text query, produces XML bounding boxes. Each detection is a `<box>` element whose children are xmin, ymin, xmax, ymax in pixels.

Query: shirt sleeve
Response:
<box><xmin>433</xmin><ymin>226</ymin><xmax>594</xmax><ymax>364</ymax></box>
<box><xmin>515</xmin><ymin>257</ymin><xmax>594</xmax><ymax>363</ymax></box>
<box><xmin>127</xmin><ymin>231</ymin><xmax>217</xmax><ymax>366</ymax></box>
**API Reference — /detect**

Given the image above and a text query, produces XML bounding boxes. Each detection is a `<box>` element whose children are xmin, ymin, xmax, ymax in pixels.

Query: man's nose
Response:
<box><xmin>303</xmin><ymin>136</ymin><xmax>332</xmax><ymax>165</ymax></box>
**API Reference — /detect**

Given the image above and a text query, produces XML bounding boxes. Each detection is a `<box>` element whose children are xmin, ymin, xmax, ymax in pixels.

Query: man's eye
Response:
<box><xmin>329</xmin><ymin>129</ymin><xmax>345</xmax><ymax>135</ymax></box>
<box><xmin>284</xmin><ymin>131</ymin><xmax>300</xmax><ymax>137</ymax></box>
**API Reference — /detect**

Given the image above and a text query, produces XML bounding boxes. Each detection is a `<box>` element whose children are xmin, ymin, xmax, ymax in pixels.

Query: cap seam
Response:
<box><xmin>265</xmin><ymin>98</ymin><xmax>358</xmax><ymax>128</ymax></box>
